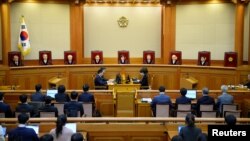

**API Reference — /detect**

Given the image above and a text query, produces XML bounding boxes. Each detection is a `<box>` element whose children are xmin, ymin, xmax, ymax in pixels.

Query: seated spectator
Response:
<box><xmin>71</xmin><ymin>133</ymin><xmax>84</xmax><ymax>141</ymax></box>
<box><xmin>216</xmin><ymin>85</ymin><xmax>234</xmax><ymax>114</ymax></box>
<box><xmin>31</xmin><ymin>84</ymin><xmax>45</xmax><ymax>102</ymax></box>
<box><xmin>0</xmin><ymin>92</ymin><xmax>13</xmax><ymax>117</ymax></box>
<box><xmin>196</xmin><ymin>87</ymin><xmax>215</xmax><ymax>116</ymax></box>
<box><xmin>50</xmin><ymin>114</ymin><xmax>74</xmax><ymax>141</ymax></box>
<box><xmin>39</xmin><ymin>96</ymin><xmax>58</xmax><ymax>117</ymax></box>
<box><xmin>8</xmin><ymin>113</ymin><xmax>39</xmax><ymax>141</ymax></box>
<box><xmin>225</xmin><ymin>114</ymin><xmax>236</xmax><ymax>127</ymax></box>
<box><xmin>171</xmin><ymin>135</ymin><xmax>183</xmax><ymax>141</ymax></box>
<box><xmin>78</xmin><ymin>84</ymin><xmax>95</xmax><ymax>110</ymax></box>
<box><xmin>64</xmin><ymin>91</ymin><xmax>84</xmax><ymax>117</ymax></box>
<box><xmin>40</xmin><ymin>134</ymin><xmax>54</xmax><ymax>141</ymax></box>
<box><xmin>16</xmin><ymin>94</ymin><xmax>35</xmax><ymax>117</ymax></box>
<box><xmin>197</xmin><ymin>133</ymin><xmax>208</xmax><ymax>141</ymax></box>
<box><xmin>179</xmin><ymin>113</ymin><xmax>202</xmax><ymax>141</ymax></box>
<box><xmin>55</xmin><ymin>85</ymin><xmax>70</xmax><ymax>102</ymax></box>
<box><xmin>151</xmin><ymin>86</ymin><xmax>173</xmax><ymax>117</ymax></box>
<box><xmin>176</xmin><ymin>88</ymin><xmax>191</xmax><ymax>104</ymax></box>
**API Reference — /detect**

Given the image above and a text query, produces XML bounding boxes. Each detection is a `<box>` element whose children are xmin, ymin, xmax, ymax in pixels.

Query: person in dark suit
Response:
<box><xmin>40</xmin><ymin>53</ymin><xmax>52</xmax><ymax>65</ymax></box>
<box><xmin>216</xmin><ymin>85</ymin><xmax>234</xmax><ymax>114</ymax></box>
<box><xmin>170</xmin><ymin>54</ymin><xmax>180</xmax><ymax>65</ymax></box>
<box><xmin>31</xmin><ymin>84</ymin><xmax>45</xmax><ymax>102</ymax></box>
<box><xmin>0</xmin><ymin>92</ymin><xmax>13</xmax><ymax>117</ymax></box>
<box><xmin>55</xmin><ymin>85</ymin><xmax>70</xmax><ymax>102</ymax></box>
<box><xmin>64</xmin><ymin>91</ymin><xmax>84</xmax><ymax>117</ymax></box>
<box><xmin>16</xmin><ymin>94</ymin><xmax>35</xmax><ymax>117</ymax></box>
<box><xmin>92</xmin><ymin>54</ymin><xmax>103</xmax><ymax>64</ymax></box>
<box><xmin>139</xmin><ymin>67</ymin><xmax>149</xmax><ymax>89</ymax></box>
<box><xmin>196</xmin><ymin>87</ymin><xmax>215</xmax><ymax>116</ymax></box>
<box><xmin>8</xmin><ymin>113</ymin><xmax>39</xmax><ymax>141</ymax></box>
<box><xmin>10</xmin><ymin>54</ymin><xmax>23</xmax><ymax>67</ymax></box>
<box><xmin>176</xmin><ymin>88</ymin><xmax>191</xmax><ymax>105</ymax></box>
<box><xmin>244</xmin><ymin>74</ymin><xmax>250</xmax><ymax>89</ymax></box>
<box><xmin>225</xmin><ymin>114</ymin><xmax>236</xmax><ymax>127</ymax></box>
<box><xmin>199</xmin><ymin>56</ymin><xmax>208</xmax><ymax>66</ymax></box>
<box><xmin>94</xmin><ymin>67</ymin><xmax>108</xmax><ymax>89</ymax></box>
<box><xmin>143</xmin><ymin>54</ymin><xmax>154</xmax><ymax>64</ymax></box>
<box><xmin>151</xmin><ymin>86</ymin><xmax>173</xmax><ymax>117</ymax></box>
<box><xmin>179</xmin><ymin>113</ymin><xmax>202</xmax><ymax>141</ymax></box>
<box><xmin>78</xmin><ymin>84</ymin><xmax>95</xmax><ymax>103</ymax></box>
<box><xmin>118</xmin><ymin>55</ymin><xmax>128</xmax><ymax>64</ymax></box>
<box><xmin>39</xmin><ymin>96</ymin><xmax>58</xmax><ymax>117</ymax></box>
<box><xmin>65</xmin><ymin>54</ymin><xmax>75</xmax><ymax>65</ymax></box>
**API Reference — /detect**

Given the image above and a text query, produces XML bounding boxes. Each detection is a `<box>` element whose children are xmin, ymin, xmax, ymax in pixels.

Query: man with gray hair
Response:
<box><xmin>216</xmin><ymin>85</ymin><xmax>234</xmax><ymax>115</ymax></box>
<box><xmin>196</xmin><ymin>87</ymin><xmax>215</xmax><ymax>116</ymax></box>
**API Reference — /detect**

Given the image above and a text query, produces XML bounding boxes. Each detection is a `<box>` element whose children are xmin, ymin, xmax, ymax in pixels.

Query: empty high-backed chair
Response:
<box><xmin>224</xmin><ymin>52</ymin><xmax>237</xmax><ymax>67</ymax></box>
<box><xmin>155</xmin><ymin>104</ymin><xmax>170</xmax><ymax>117</ymax></box>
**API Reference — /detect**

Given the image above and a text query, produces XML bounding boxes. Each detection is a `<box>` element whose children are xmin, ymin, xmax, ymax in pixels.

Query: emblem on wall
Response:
<box><xmin>117</xmin><ymin>16</ymin><xmax>129</xmax><ymax>28</ymax></box>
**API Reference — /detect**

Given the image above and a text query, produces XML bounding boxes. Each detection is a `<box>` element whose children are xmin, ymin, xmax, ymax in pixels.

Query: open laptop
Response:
<box><xmin>186</xmin><ymin>90</ymin><xmax>197</xmax><ymax>100</ymax></box>
<box><xmin>46</xmin><ymin>89</ymin><xmax>58</xmax><ymax>99</ymax></box>
<box><xmin>65</xmin><ymin>123</ymin><xmax>76</xmax><ymax>133</ymax></box>
<box><xmin>0</xmin><ymin>126</ymin><xmax>6</xmax><ymax>136</ymax></box>
<box><xmin>26</xmin><ymin>125</ymin><xmax>39</xmax><ymax>135</ymax></box>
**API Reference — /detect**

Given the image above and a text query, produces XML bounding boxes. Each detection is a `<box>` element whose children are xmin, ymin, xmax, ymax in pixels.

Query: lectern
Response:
<box><xmin>180</xmin><ymin>76</ymin><xmax>198</xmax><ymax>89</ymax></box>
<box><xmin>48</xmin><ymin>77</ymin><xmax>67</xmax><ymax>89</ymax></box>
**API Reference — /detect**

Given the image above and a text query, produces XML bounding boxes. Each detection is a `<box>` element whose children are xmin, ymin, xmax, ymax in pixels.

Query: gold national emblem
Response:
<box><xmin>117</xmin><ymin>16</ymin><xmax>129</xmax><ymax>28</ymax></box>
<box><xmin>228</xmin><ymin>57</ymin><xmax>233</xmax><ymax>62</ymax></box>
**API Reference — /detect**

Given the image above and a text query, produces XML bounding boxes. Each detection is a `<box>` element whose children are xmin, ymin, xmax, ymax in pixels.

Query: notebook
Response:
<box><xmin>186</xmin><ymin>90</ymin><xmax>197</xmax><ymax>99</ymax></box>
<box><xmin>46</xmin><ymin>89</ymin><xmax>58</xmax><ymax>98</ymax></box>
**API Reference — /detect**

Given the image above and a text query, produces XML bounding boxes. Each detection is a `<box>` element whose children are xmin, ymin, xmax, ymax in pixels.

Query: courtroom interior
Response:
<box><xmin>0</xmin><ymin>0</ymin><xmax>250</xmax><ymax>141</ymax></box>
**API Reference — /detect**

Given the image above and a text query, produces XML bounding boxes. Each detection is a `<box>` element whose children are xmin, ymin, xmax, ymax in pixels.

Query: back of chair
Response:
<box><xmin>177</xmin><ymin>104</ymin><xmax>191</xmax><ymax>111</ymax></box>
<box><xmin>40</xmin><ymin>112</ymin><xmax>56</xmax><ymax>117</ymax></box>
<box><xmin>15</xmin><ymin>112</ymin><xmax>30</xmax><ymax>118</ymax></box>
<box><xmin>0</xmin><ymin>113</ymin><xmax>5</xmax><ymax>118</ymax></box>
<box><xmin>156</xmin><ymin>104</ymin><xmax>169</xmax><ymax>117</ymax></box>
<box><xmin>200</xmin><ymin>104</ymin><xmax>214</xmax><ymax>111</ymax></box>
<box><xmin>201</xmin><ymin>111</ymin><xmax>217</xmax><ymax>118</ymax></box>
<box><xmin>225</xmin><ymin>110</ymin><xmax>241</xmax><ymax>118</ymax></box>
<box><xmin>83</xmin><ymin>103</ymin><xmax>93</xmax><ymax>117</ymax></box>
<box><xmin>177</xmin><ymin>111</ymin><xmax>191</xmax><ymax>117</ymax></box>
<box><xmin>222</xmin><ymin>104</ymin><xmax>238</xmax><ymax>117</ymax></box>
<box><xmin>28</xmin><ymin>102</ymin><xmax>45</xmax><ymax>112</ymax></box>
<box><xmin>54</xmin><ymin>103</ymin><xmax>65</xmax><ymax>115</ymax></box>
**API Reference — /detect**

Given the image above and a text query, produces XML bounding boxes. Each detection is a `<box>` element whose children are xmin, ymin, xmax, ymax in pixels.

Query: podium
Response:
<box><xmin>48</xmin><ymin>77</ymin><xmax>67</xmax><ymax>89</ymax></box>
<box><xmin>180</xmin><ymin>76</ymin><xmax>198</xmax><ymax>89</ymax></box>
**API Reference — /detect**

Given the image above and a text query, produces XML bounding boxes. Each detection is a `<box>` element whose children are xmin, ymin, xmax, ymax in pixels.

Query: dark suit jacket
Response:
<box><xmin>39</xmin><ymin>104</ymin><xmax>58</xmax><ymax>117</ymax></box>
<box><xmin>0</xmin><ymin>102</ymin><xmax>13</xmax><ymax>117</ymax></box>
<box><xmin>30</xmin><ymin>92</ymin><xmax>45</xmax><ymax>102</ymax></box>
<box><xmin>16</xmin><ymin>103</ymin><xmax>35</xmax><ymax>117</ymax></box>
<box><xmin>78</xmin><ymin>92</ymin><xmax>95</xmax><ymax>103</ymax></box>
<box><xmin>55</xmin><ymin>93</ymin><xmax>70</xmax><ymax>102</ymax></box>
<box><xmin>8</xmin><ymin>126</ymin><xmax>39</xmax><ymax>141</ymax></box>
<box><xmin>94</xmin><ymin>75</ymin><xmax>108</xmax><ymax>86</ymax></box>
<box><xmin>199</xmin><ymin>61</ymin><xmax>208</xmax><ymax>66</ymax></box>
<box><xmin>179</xmin><ymin>126</ymin><xmax>202</xmax><ymax>141</ymax></box>
<box><xmin>175</xmin><ymin>96</ymin><xmax>191</xmax><ymax>105</ymax></box>
<box><xmin>64</xmin><ymin>101</ymin><xmax>84</xmax><ymax>117</ymax></box>
<box><xmin>196</xmin><ymin>95</ymin><xmax>215</xmax><ymax>115</ymax></box>
<box><xmin>151</xmin><ymin>94</ymin><xmax>173</xmax><ymax>117</ymax></box>
<box><xmin>140</xmin><ymin>75</ymin><xmax>149</xmax><ymax>89</ymax></box>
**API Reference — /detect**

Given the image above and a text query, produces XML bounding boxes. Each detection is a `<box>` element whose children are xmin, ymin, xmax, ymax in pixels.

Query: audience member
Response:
<box><xmin>176</xmin><ymin>88</ymin><xmax>191</xmax><ymax>104</ymax></box>
<box><xmin>196</xmin><ymin>87</ymin><xmax>215</xmax><ymax>116</ymax></box>
<box><xmin>196</xmin><ymin>133</ymin><xmax>207</xmax><ymax>141</ymax></box>
<box><xmin>71</xmin><ymin>133</ymin><xmax>84</xmax><ymax>141</ymax></box>
<box><xmin>39</xmin><ymin>134</ymin><xmax>54</xmax><ymax>141</ymax></box>
<box><xmin>64</xmin><ymin>91</ymin><xmax>84</xmax><ymax>117</ymax></box>
<box><xmin>179</xmin><ymin>113</ymin><xmax>202</xmax><ymax>141</ymax></box>
<box><xmin>8</xmin><ymin>113</ymin><xmax>39</xmax><ymax>141</ymax></box>
<box><xmin>94</xmin><ymin>67</ymin><xmax>108</xmax><ymax>89</ymax></box>
<box><xmin>225</xmin><ymin>114</ymin><xmax>237</xmax><ymax>127</ymax></box>
<box><xmin>0</xmin><ymin>92</ymin><xmax>12</xmax><ymax>117</ymax></box>
<box><xmin>171</xmin><ymin>135</ymin><xmax>183</xmax><ymax>141</ymax></box>
<box><xmin>151</xmin><ymin>86</ymin><xmax>173</xmax><ymax>117</ymax></box>
<box><xmin>16</xmin><ymin>94</ymin><xmax>35</xmax><ymax>117</ymax></box>
<box><xmin>139</xmin><ymin>67</ymin><xmax>149</xmax><ymax>89</ymax></box>
<box><xmin>50</xmin><ymin>114</ymin><xmax>74</xmax><ymax>141</ymax></box>
<box><xmin>31</xmin><ymin>84</ymin><xmax>45</xmax><ymax>102</ymax></box>
<box><xmin>39</xmin><ymin>96</ymin><xmax>58</xmax><ymax>117</ymax></box>
<box><xmin>78</xmin><ymin>84</ymin><xmax>95</xmax><ymax>110</ymax></box>
<box><xmin>216</xmin><ymin>85</ymin><xmax>234</xmax><ymax>114</ymax></box>
<box><xmin>55</xmin><ymin>85</ymin><xmax>70</xmax><ymax>102</ymax></box>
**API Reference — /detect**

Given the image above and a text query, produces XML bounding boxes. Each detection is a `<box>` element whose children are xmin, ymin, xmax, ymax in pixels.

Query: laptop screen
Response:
<box><xmin>186</xmin><ymin>90</ymin><xmax>197</xmax><ymax>99</ymax></box>
<box><xmin>65</xmin><ymin>123</ymin><xmax>76</xmax><ymax>133</ymax></box>
<box><xmin>178</xmin><ymin>125</ymin><xmax>184</xmax><ymax>133</ymax></box>
<box><xmin>46</xmin><ymin>89</ymin><xmax>58</xmax><ymax>98</ymax></box>
<box><xmin>0</xmin><ymin>126</ymin><xmax>6</xmax><ymax>136</ymax></box>
<box><xmin>26</xmin><ymin>125</ymin><xmax>39</xmax><ymax>134</ymax></box>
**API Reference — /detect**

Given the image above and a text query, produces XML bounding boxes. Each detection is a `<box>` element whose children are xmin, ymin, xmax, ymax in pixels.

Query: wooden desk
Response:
<box><xmin>108</xmin><ymin>83</ymin><xmax>140</xmax><ymax>92</ymax></box>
